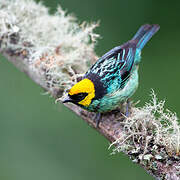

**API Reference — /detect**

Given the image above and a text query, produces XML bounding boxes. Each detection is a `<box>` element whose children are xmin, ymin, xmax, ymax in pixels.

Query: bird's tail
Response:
<box><xmin>131</xmin><ymin>24</ymin><xmax>160</xmax><ymax>50</ymax></box>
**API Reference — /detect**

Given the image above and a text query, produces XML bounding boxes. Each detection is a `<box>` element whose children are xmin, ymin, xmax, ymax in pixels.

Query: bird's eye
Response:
<box><xmin>69</xmin><ymin>93</ymin><xmax>88</xmax><ymax>102</ymax></box>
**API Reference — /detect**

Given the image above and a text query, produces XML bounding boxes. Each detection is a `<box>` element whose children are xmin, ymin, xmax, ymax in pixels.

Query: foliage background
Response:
<box><xmin>0</xmin><ymin>0</ymin><xmax>180</xmax><ymax>179</ymax></box>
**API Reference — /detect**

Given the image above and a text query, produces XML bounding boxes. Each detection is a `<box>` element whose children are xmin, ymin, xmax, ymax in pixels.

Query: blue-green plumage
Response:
<box><xmin>63</xmin><ymin>24</ymin><xmax>160</xmax><ymax>116</ymax></box>
<box><xmin>84</xmin><ymin>24</ymin><xmax>160</xmax><ymax>112</ymax></box>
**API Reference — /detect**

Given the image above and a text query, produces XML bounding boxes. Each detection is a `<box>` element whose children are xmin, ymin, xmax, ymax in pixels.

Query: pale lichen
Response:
<box><xmin>110</xmin><ymin>90</ymin><xmax>180</xmax><ymax>154</ymax></box>
<box><xmin>0</xmin><ymin>0</ymin><xmax>99</xmax><ymax>95</ymax></box>
<box><xmin>108</xmin><ymin>90</ymin><xmax>180</xmax><ymax>178</ymax></box>
<box><xmin>110</xmin><ymin>90</ymin><xmax>180</xmax><ymax>178</ymax></box>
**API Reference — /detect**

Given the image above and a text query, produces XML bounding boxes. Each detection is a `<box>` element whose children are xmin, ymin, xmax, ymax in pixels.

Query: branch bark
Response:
<box><xmin>0</xmin><ymin>0</ymin><xmax>179</xmax><ymax>179</ymax></box>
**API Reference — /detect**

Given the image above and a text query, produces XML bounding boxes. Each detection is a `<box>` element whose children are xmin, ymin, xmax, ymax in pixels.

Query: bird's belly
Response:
<box><xmin>87</xmin><ymin>69</ymin><xmax>139</xmax><ymax>112</ymax></box>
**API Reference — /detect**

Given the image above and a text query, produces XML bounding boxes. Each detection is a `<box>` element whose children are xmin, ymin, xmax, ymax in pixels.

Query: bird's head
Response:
<box><xmin>63</xmin><ymin>78</ymin><xmax>95</xmax><ymax>107</ymax></box>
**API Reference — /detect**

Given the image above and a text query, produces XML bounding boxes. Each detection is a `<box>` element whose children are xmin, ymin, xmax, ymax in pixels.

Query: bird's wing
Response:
<box><xmin>118</xmin><ymin>42</ymin><xmax>136</xmax><ymax>88</ymax></box>
<box><xmin>85</xmin><ymin>41</ymin><xmax>136</xmax><ymax>95</ymax></box>
<box><xmin>99</xmin><ymin>42</ymin><xmax>137</xmax><ymax>89</ymax></box>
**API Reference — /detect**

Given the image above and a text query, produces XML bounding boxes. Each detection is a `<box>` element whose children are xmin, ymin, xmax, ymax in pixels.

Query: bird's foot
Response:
<box><xmin>93</xmin><ymin>112</ymin><xmax>102</xmax><ymax>128</ymax></box>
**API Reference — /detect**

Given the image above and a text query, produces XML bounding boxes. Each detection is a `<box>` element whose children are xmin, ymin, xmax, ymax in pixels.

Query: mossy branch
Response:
<box><xmin>0</xmin><ymin>0</ymin><xmax>179</xmax><ymax>179</ymax></box>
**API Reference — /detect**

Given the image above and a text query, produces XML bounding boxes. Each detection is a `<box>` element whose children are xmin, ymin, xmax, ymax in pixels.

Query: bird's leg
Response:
<box><xmin>93</xmin><ymin>112</ymin><xmax>102</xmax><ymax>128</ymax></box>
<box><xmin>125</xmin><ymin>99</ymin><xmax>130</xmax><ymax>117</ymax></box>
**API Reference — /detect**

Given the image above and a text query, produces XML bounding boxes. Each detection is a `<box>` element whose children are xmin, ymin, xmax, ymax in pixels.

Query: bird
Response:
<box><xmin>63</xmin><ymin>24</ymin><xmax>160</xmax><ymax>127</ymax></box>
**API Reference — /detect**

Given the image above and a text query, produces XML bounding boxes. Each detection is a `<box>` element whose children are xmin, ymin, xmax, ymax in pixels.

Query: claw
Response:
<box><xmin>93</xmin><ymin>113</ymin><xmax>102</xmax><ymax>128</ymax></box>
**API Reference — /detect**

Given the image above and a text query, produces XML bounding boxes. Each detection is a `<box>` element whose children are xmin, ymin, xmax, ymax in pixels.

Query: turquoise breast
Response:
<box><xmin>85</xmin><ymin>67</ymin><xmax>139</xmax><ymax>112</ymax></box>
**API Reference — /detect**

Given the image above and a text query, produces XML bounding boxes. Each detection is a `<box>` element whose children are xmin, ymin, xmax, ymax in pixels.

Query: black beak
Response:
<box><xmin>62</xmin><ymin>96</ymin><xmax>73</xmax><ymax>103</ymax></box>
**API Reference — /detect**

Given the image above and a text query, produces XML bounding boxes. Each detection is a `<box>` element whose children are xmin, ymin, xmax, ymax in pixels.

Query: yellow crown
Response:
<box><xmin>69</xmin><ymin>78</ymin><xmax>95</xmax><ymax>106</ymax></box>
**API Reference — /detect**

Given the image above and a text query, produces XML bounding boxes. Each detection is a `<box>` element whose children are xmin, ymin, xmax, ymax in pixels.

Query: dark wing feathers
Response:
<box><xmin>119</xmin><ymin>42</ymin><xmax>136</xmax><ymax>87</ymax></box>
<box><xmin>101</xmin><ymin>46</ymin><xmax>123</xmax><ymax>60</ymax></box>
<box><xmin>86</xmin><ymin>41</ymin><xmax>136</xmax><ymax>90</ymax></box>
<box><xmin>102</xmin><ymin>42</ymin><xmax>136</xmax><ymax>88</ymax></box>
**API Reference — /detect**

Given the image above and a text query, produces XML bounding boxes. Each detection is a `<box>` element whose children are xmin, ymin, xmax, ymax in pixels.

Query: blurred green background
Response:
<box><xmin>0</xmin><ymin>0</ymin><xmax>180</xmax><ymax>180</ymax></box>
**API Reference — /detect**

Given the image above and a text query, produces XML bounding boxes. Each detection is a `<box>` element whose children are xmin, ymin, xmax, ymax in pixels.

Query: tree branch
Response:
<box><xmin>0</xmin><ymin>0</ymin><xmax>179</xmax><ymax>179</ymax></box>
